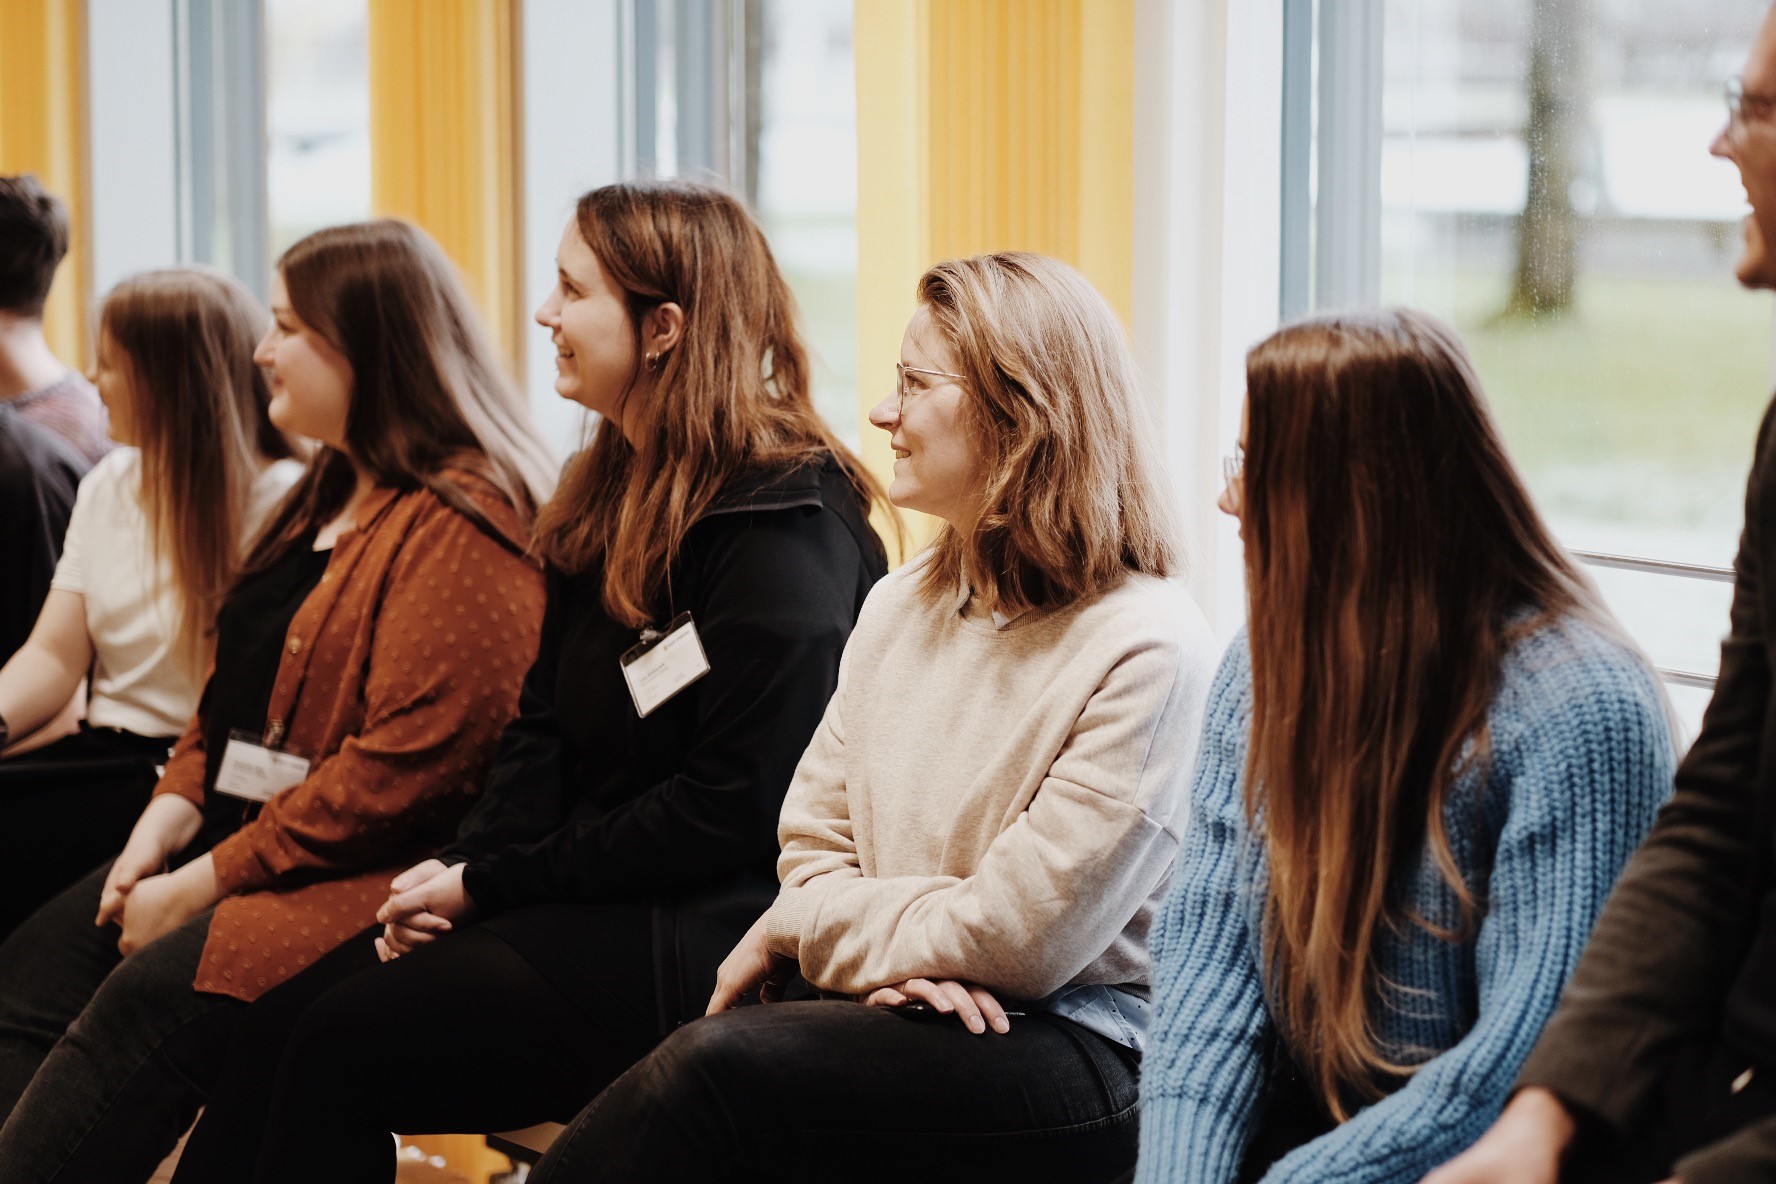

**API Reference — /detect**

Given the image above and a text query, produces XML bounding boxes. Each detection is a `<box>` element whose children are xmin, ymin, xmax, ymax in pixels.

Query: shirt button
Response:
<box><xmin>288</xmin><ymin>636</ymin><xmax>302</xmax><ymax>655</ymax></box>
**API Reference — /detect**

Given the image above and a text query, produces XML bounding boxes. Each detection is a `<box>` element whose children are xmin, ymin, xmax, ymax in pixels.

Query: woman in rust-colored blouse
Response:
<box><xmin>0</xmin><ymin>219</ymin><xmax>554</xmax><ymax>1184</ymax></box>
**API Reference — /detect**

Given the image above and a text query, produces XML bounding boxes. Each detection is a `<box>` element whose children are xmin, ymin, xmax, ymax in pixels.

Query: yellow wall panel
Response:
<box><xmin>0</xmin><ymin>0</ymin><xmax>88</xmax><ymax>368</ymax></box>
<box><xmin>369</xmin><ymin>0</ymin><xmax>522</xmax><ymax>374</ymax></box>
<box><xmin>854</xmin><ymin>0</ymin><xmax>1135</xmax><ymax>553</ymax></box>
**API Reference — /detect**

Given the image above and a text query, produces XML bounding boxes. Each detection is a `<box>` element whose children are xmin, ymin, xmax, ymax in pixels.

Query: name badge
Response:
<box><xmin>214</xmin><ymin>730</ymin><xmax>311</xmax><ymax>804</ymax></box>
<box><xmin>620</xmin><ymin>611</ymin><xmax>710</xmax><ymax>718</ymax></box>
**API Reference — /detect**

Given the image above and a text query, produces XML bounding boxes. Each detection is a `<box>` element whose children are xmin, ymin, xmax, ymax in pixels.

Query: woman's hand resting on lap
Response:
<box><xmin>865</xmin><ymin>978</ymin><xmax>1011</xmax><ymax>1035</ymax></box>
<box><xmin>374</xmin><ymin>859</ymin><xmax>473</xmax><ymax>961</ymax></box>
<box><xmin>706</xmin><ymin>913</ymin><xmax>795</xmax><ymax>1014</ymax></box>
<box><xmin>97</xmin><ymin>795</ymin><xmax>204</xmax><ymax>929</ymax></box>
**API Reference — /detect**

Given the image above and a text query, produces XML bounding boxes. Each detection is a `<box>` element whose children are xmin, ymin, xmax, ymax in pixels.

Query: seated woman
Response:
<box><xmin>167</xmin><ymin>179</ymin><xmax>892</xmax><ymax>1184</ymax></box>
<box><xmin>1133</xmin><ymin>309</ymin><xmax>1678</xmax><ymax>1184</ymax></box>
<box><xmin>0</xmin><ymin>268</ymin><xmax>302</xmax><ymax>939</ymax></box>
<box><xmin>0</xmin><ymin>220</ymin><xmax>554</xmax><ymax>1183</ymax></box>
<box><xmin>502</xmin><ymin>252</ymin><xmax>1220</xmax><ymax>1184</ymax></box>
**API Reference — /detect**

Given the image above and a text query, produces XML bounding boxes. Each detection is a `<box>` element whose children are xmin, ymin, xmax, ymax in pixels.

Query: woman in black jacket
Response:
<box><xmin>169</xmin><ymin>181</ymin><xmax>890</xmax><ymax>1184</ymax></box>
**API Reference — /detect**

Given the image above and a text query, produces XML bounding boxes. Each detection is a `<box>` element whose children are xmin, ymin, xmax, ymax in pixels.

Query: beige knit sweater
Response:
<box><xmin>763</xmin><ymin>558</ymin><xmax>1219</xmax><ymax>1001</ymax></box>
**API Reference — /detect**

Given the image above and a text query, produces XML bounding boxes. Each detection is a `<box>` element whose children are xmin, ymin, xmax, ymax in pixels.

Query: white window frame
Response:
<box><xmin>1271</xmin><ymin>0</ymin><xmax>1740</xmax><ymax>695</ymax></box>
<box><xmin>1132</xmin><ymin>0</ymin><xmax>1285</xmax><ymax>639</ymax></box>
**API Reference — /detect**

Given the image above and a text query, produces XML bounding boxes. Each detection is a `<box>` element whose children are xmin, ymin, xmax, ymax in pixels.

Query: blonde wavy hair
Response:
<box><xmin>914</xmin><ymin>252</ymin><xmax>1183</xmax><ymax>613</ymax></box>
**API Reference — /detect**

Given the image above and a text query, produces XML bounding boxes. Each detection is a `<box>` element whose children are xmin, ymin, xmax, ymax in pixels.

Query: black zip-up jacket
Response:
<box><xmin>442</xmin><ymin>455</ymin><xmax>886</xmax><ymax>1026</ymax></box>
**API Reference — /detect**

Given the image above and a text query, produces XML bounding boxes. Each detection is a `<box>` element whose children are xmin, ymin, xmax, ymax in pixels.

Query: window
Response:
<box><xmin>265</xmin><ymin>0</ymin><xmax>370</xmax><ymax>258</ymax></box>
<box><xmin>622</xmin><ymin>0</ymin><xmax>861</xmax><ymax>444</ymax></box>
<box><xmin>751</xmin><ymin>0</ymin><xmax>860</xmax><ymax>445</ymax></box>
<box><xmin>1289</xmin><ymin>0</ymin><xmax>1771</xmax><ymax>730</ymax></box>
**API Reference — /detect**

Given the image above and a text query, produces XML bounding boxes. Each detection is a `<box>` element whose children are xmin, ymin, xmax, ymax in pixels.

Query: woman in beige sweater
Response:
<box><xmin>525</xmin><ymin>253</ymin><xmax>1220</xmax><ymax>1184</ymax></box>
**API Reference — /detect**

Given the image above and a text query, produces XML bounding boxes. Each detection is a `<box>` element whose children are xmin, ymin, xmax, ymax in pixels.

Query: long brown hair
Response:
<box><xmin>249</xmin><ymin>220</ymin><xmax>556</xmax><ymax>566</ymax></box>
<box><xmin>533</xmin><ymin>180</ymin><xmax>888</xmax><ymax>627</ymax></box>
<box><xmin>99</xmin><ymin>268</ymin><xmax>296</xmax><ymax>654</ymax></box>
<box><xmin>1241</xmin><ymin>308</ymin><xmax>1628</xmax><ymax>1117</ymax></box>
<box><xmin>914</xmin><ymin>253</ymin><xmax>1182</xmax><ymax>613</ymax></box>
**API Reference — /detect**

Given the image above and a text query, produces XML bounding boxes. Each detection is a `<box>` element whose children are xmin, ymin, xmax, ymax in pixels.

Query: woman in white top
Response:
<box><xmin>0</xmin><ymin>268</ymin><xmax>301</xmax><ymax>938</ymax></box>
<box><xmin>524</xmin><ymin>253</ymin><xmax>1219</xmax><ymax>1184</ymax></box>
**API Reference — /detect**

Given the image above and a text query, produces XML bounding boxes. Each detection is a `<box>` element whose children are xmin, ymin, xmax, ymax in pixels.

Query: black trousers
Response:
<box><xmin>1568</xmin><ymin>1033</ymin><xmax>1776</xmax><ymax>1183</ymax></box>
<box><xmin>0</xmin><ymin>862</ymin><xmax>236</xmax><ymax>1184</ymax></box>
<box><xmin>0</xmin><ymin>726</ymin><xmax>169</xmax><ymax>940</ymax></box>
<box><xmin>174</xmin><ymin>903</ymin><xmax>664</xmax><ymax>1184</ymax></box>
<box><xmin>528</xmin><ymin>999</ymin><xmax>1142</xmax><ymax>1184</ymax></box>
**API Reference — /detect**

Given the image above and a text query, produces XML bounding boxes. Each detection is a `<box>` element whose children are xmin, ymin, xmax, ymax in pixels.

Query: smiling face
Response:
<box><xmin>254</xmin><ymin>270</ymin><xmax>353</xmax><ymax>451</ymax></box>
<box><xmin>866</xmin><ymin>306</ymin><xmax>982</xmax><ymax>526</ymax></box>
<box><xmin>88</xmin><ymin>326</ymin><xmax>137</xmax><ymax>446</ymax></box>
<box><xmin>534</xmin><ymin>218</ymin><xmax>644</xmax><ymax>428</ymax></box>
<box><xmin>1712</xmin><ymin>6</ymin><xmax>1776</xmax><ymax>289</ymax></box>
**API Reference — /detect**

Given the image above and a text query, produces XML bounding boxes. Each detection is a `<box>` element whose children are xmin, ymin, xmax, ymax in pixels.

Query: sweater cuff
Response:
<box><xmin>460</xmin><ymin>858</ymin><xmax>510</xmax><ymax>917</ymax></box>
<box><xmin>207</xmin><ymin>829</ymin><xmax>271</xmax><ymax>896</ymax></box>
<box><xmin>764</xmin><ymin>887</ymin><xmax>813</xmax><ymax>959</ymax></box>
<box><xmin>1135</xmin><ymin>1089</ymin><xmax>1246</xmax><ymax>1184</ymax></box>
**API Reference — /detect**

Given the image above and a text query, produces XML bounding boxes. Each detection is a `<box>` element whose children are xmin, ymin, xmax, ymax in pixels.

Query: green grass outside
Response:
<box><xmin>1415</xmin><ymin>268</ymin><xmax>1775</xmax><ymax>540</ymax></box>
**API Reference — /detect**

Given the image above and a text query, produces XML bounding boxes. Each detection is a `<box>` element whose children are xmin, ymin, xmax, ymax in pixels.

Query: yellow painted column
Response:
<box><xmin>368</xmin><ymin>0</ymin><xmax>523</xmax><ymax>373</ymax></box>
<box><xmin>853</xmin><ymin>0</ymin><xmax>1136</xmax><ymax>551</ymax></box>
<box><xmin>0</xmin><ymin>0</ymin><xmax>88</xmax><ymax>368</ymax></box>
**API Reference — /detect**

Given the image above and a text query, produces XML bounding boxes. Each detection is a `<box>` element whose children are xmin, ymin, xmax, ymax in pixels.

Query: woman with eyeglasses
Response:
<box><xmin>165</xmin><ymin>180</ymin><xmax>891</xmax><ymax>1184</ymax></box>
<box><xmin>509</xmin><ymin>251</ymin><xmax>1219</xmax><ymax>1184</ymax></box>
<box><xmin>1133</xmin><ymin>308</ymin><xmax>1676</xmax><ymax>1184</ymax></box>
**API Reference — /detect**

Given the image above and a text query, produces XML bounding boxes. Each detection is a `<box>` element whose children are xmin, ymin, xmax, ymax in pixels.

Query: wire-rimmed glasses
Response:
<box><xmin>1727</xmin><ymin>76</ymin><xmax>1776</xmax><ymax>147</ymax></box>
<box><xmin>894</xmin><ymin>362</ymin><xmax>966</xmax><ymax>419</ymax></box>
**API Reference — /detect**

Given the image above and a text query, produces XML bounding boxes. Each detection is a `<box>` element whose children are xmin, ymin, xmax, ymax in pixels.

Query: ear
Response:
<box><xmin>640</xmin><ymin>302</ymin><xmax>685</xmax><ymax>359</ymax></box>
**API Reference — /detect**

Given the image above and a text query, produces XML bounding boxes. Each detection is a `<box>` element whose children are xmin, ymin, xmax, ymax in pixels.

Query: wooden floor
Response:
<box><xmin>145</xmin><ymin>1126</ymin><xmax>515</xmax><ymax>1184</ymax></box>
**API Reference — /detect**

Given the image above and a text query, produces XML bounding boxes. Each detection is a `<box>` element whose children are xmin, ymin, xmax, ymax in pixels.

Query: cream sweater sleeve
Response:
<box><xmin>769</xmin><ymin>648</ymin><xmax>867</xmax><ymax>891</ymax></box>
<box><xmin>764</xmin><ymin>634</ymin><xmax>1191</xmax><ymax>1000</ymax></box>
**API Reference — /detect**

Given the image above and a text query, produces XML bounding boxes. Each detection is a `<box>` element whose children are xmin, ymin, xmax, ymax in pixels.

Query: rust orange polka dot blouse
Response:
<box><xmin>152</xmin><ymin>470</ymin><xmax>546</xmax><ymax>1003</ymax></box>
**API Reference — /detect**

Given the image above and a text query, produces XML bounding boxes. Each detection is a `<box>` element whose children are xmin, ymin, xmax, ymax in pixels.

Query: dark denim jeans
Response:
<box><xmin>0</xmin><ymin>861</ymin><xmax>240</xmax><ymax>1184</ymax></box>
<box><xmin>529</xmin><ymin>998</ymin><xmax>1142</xmax><ymax>1184</ymax></box>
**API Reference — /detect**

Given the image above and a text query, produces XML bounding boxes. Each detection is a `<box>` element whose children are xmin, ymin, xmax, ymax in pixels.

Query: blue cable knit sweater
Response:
<box><xmin>1136</xmin><ymin>616</ymin><xmax>1677</xmax><ymax>1184</ymax></box>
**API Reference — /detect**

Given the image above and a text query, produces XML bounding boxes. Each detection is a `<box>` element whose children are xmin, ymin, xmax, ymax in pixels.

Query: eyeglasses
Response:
<box><xmin>1222</xmin><ymin>445</ymin><xmax>1245</xmax><ymax>512</ymax></box>
<box><xmin>894</xmin><ymin>362</ymin><xmax>966</xmax><ymax>419</ymax></box>
<box><xmin>1727</xmin><ymin>77</ymin><xmax>1776</xmax><ymax>147</ymax></box>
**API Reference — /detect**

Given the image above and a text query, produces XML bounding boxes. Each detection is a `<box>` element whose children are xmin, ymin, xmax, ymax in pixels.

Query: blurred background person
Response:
<box><xmin>0</xmin><ymin>267</ymin><xmax>300</xmax><ymax>940</ymax></box>
<box><xmin>0</xmin><ymin>219</ymin><xmax>553</xmax><ymax>1184</ymax></box>
<box><xmin>0</xmin><ymin>175</ymin><xmax>109</xmax><ymax>465</ymax></box>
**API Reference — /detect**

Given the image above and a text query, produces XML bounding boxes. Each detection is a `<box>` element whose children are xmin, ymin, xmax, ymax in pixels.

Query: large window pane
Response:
<box><xmin>265</xmin><ymin>0</ymin><xmax>370</xmax><ymax>258</ymax></box>
<box><xmin>1377</xmin><ymin>0</ymin><xmax>1770</xmax><ymax>571</ymax></box>
<box><xmin>1299</xmin><ymin>0</ymin><xmax>1772</xmax><ymax>731</ymax></box>
<box><xmin>752</xmin><ymin>0</ymin><xmax>859</xmax><ymax>445</ymax></box>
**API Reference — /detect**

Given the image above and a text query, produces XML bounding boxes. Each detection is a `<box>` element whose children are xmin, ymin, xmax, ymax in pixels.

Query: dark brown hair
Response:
<box><xmin>100</xmin><ymin>268</ymin><xmax>296</xmax><ymax>654</ymax></box>
<box><xmin>249</xmin><ymin>220</ymin><xmax>556</xmax><ymax>567</ymax></box>
<box><xmin>914</xmin><ymin>252</ymin><xmax>1181</xmax><ymax>614</ymax></box>
<box><xmin>0</xmin><ymin>175</ymin><xmax>70</xmax><ymax>317</ymax></box>
<box><xmin>1241</xmin><ymin>307</ymin><xmax>1633</xmax><ymax>1118</ymax></box>
<box><xmin>532</xmin><ymin>179</ymin><xmax>888</xmax><ymax>626</ymax></box>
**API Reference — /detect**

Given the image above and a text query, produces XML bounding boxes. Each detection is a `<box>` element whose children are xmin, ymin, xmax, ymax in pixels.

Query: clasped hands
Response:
<box><xmin>373</xmin><ymin>858</ymin><xmax>474</xmax><ymax>961</ymax></box>
<box><xmin>705</xmin><ymin>913</ymin><xmax>1011</xmax><ymax>1035</ymax></box>
<box><xmin>94</xmin><ymin>795</ymin><xmax>217</xmax><ymax>956</ymax></box>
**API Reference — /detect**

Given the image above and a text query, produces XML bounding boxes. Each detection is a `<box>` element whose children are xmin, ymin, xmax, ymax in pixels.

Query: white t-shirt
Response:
<box><xmin>51</xmin><ymin>449</ymin><xmax>304</xmax><ymax>737</ymax></box>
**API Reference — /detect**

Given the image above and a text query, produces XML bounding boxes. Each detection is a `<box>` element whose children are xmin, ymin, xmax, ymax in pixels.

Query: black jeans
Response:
<box><xmin>0</xmin><ymin>861</ymin><xmax>239</xmax><ymax>1184</ymax></box>
<box><xmin>529</xmin><ymin>998</ymin><xmax>1142</xmax><ymax>1184</ymax></box>
<box><xmin>224</xmin><ymin>903</ymin><xmax>662</xmax><ymax>1184</ymax></box>
<box><xmin>0</xmin><ymin>727</ymin><xmax>169</xmax><ymax>940</ymax></box>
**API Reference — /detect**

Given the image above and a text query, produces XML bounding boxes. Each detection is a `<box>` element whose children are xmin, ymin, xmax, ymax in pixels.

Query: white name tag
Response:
<box><xmin>620</xmin><ymin>611</ymin><xmax>710</xmax><ymax>718</ymax></box>
<box><xmin>215</xmin><ymin>733</ymin><xmax>311</xmax><ymax>804</ymax></box>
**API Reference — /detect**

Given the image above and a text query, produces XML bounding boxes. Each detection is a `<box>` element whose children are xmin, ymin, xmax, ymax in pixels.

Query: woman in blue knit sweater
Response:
<box><xmin>1136</xmin><ymin>308</ymin><xmax>1677</xmax><ymax>1184</ymax></box>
